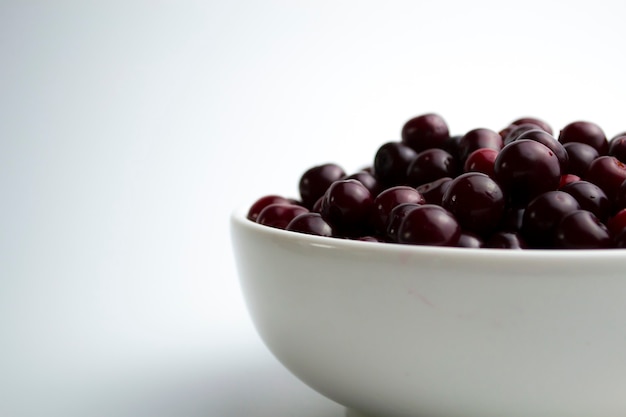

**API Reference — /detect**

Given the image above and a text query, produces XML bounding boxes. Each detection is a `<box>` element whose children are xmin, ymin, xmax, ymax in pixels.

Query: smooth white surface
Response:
<box><xmin>1</xmin><ymin>1</ymin><xmax>626</xmax><ymax>416</ymax></box>
<box><xmin>232</xmin><ymin>210</ymin><xmax>626</xmax><ymax>417</ymax></box>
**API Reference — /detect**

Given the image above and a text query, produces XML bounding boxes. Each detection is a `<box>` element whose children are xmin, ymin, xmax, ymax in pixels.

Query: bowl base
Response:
<box><xmin>345</xmin><ymin>408</ymin><xmax>377</xmax><ymax>417</ymax></box>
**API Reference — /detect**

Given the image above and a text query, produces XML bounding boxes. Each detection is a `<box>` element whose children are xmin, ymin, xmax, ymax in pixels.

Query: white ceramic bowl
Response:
<box><xmin>231</xmin><ymin>207</ymin><xmax>626</xmax><ymax>417</ymax></box>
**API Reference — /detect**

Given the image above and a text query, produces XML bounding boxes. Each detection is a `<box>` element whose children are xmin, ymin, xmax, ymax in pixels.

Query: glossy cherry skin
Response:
<box><xmin>321</xmin><ymin>179</ymin><xmax>373</xmax><ymax>236</ymax></box>
<box><xmin>494</xmin><ymin>139</ymin><xmax>561</xmax><ymax>204</ymax></box>
<box><xmin>608</xmin><ymin>135</ymin><xmax>626</xmax><ymax>163</ymax></box>
<box><xmin>458</xmin><ymin>128</ymin><xmax>503</xmax><ymax>161</ymax></box>
<box><xmin>343</xmin><ymin>170</ymin><xmax>382</xmax><ymax>196</ymax></box>
<box><xmin>406</xmin><ymin>148</ymin><xmax>457</xmax><ymax>187</ymax></box>
<box><xmin>416</xmin><ymin>177</ymin><xmax>453</xmax><ymax>205</ymax></box>
<box><xmin>299</xmin><ymin>163</ymin><xmax>346</xmax><ymax>209</ymax></box>
<box><xmin>559</xmin><ymin>180</ymin><xmax>611</xmax><ymax>223</ymax></box>
<box><xmin>510</xmin><ymin>117</ymin><xmax>553</xmax><ymax>135</ymax></box>
<box><xmin>558</xmin><ymin>121</ymin><xmax>609</xmax><ymax>155</ymax></box>
<box><xmin>563</xmin><ymin>142</ymin><xmax>599</xmax><ymax>177</ymax></box>
<box><xmin>248</xmin><ymin>195</ymin><xmax>291</xmax><ymax>221</ymax></box>
<box><xmin>252</xmin><ymin>114</ymin><xmax>626</xmax><ymax>251</ymax></box>
<box><xmin>456</xmin><ymin>231</ymin><xmax>483</xmax><ymax>248</ymax></box>
<box><xmin>373</xmin><ymin>141</ymin><xmax>417</xmax><ymax>186</ymax></box>
<box><xmin>464</xmin><ymin>148</ymin><xmax>499</xmax><ymax>178</ymax></box>
<box><xmin>554</xmin><ymin>210</ymin><xmax>611</xmax><ymax>249</ymax></box>
<box><xmin>401</xmin><ymin>113</ymin><xmax>450</xmax><ymax>152</ymax></box>
<box><xmin>371</xmin><ymin>186</ymin><xmax>425</xmax><ymax>234</ymax></box>
<box><xmin>286</xmin><ymin>212</ymin><xmax>333</xmax><ymax>237</ymax></box>
<box><xmin>312</xmin><ymin>196</ymin><xmax>325</xmax><ymax>213</ymax></box>
<box><xmin>442</xmin><ymin>172</ymin><xmax>505</xmax><ymax>235</ymax></box>
<box><xmin>441</xmin><ymin>134</ymin><xmax>463</xmax><ymax>160</ymax></box>
<box><xmin>559</xmin><ymin>174</ymin><xmax>581</xmax><ymax>188</ymax></box>
<box><xmin>514</xmin><ymin>129</ymin><xmax>569</xmax><ymax>173</ymax></box>
<box><xmin>502</xmin><ymin>123</ymin><xmax>544</xmax><ymax>146</ymax></box>
<box><xmin>397</xmin><ymin>204</ymin><xmax>461</xmax><ymax>247</ymax></box>
<box><xmin>585</xmin><ymin>156</ymin><xmax>626</xmax><ymax>202</ymax></box>
<box><xmin>484</xmin><ymin>232</ymin><xmax>527</xmax><ymax>249</ymax></box>
<box><xmin>257</xmin><ymin>204</ymin><xmax>309</xmax><ymax>229</ymax></box>
<box><xmin>606</xmin><ymin>208</ymin><xmax>626</xmax><ymax>238</ymax></box>
<box><xmin>521</xmin><ymin>191</ymin><xmax>581</xmax><ymax>248</ymax></box>
<box><xmin>385</xmin><ymin>203</ymin><xmax>421</xmax><ymax>242</ymax></box>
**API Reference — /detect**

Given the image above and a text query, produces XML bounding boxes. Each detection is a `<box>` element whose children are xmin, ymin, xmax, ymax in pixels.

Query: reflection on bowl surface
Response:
<box><xmin>231</xmin><ymin>208</ymin><xmax>626</xmax><ymax>417</ymax></box>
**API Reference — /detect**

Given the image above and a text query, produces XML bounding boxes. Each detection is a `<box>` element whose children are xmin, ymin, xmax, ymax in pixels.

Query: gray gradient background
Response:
<box><xmin>1</xmin><ymin>1</ymin><xmax>625</xmax><ymax>416</ymax></box>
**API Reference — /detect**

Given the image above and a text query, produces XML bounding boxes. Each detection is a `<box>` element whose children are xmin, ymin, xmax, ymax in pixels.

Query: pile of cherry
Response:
<box><xmin>248</xmin><ymin>114</ymin><xmax>626</xmax><ymax>249</ymax></box>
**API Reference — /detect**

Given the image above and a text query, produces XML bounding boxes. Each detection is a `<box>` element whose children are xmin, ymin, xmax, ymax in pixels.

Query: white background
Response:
<box><xmin>1</xmin><ymin>1</ymin><xmax>625</xmax><ymax>416</ymax></box>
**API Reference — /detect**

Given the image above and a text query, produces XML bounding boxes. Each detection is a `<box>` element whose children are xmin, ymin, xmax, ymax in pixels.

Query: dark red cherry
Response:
<box><xmin>559</xmin><ymin>174</ymin><xmax>581</xmax><ymax>188</ymax></box>
<box><xmin>585</xmin><ymin>156</ymin><xmax>626</xmax><ymax>202</ymax></box>
<box><xmin>510</xmin><ymin>117</ymin><xmax>553</xmax><ymax>135</ymax></box>
<box><xmin>502</xmin><ymin>123</ymin><xmax>544</xmax><ymax>146</ymax></box>
<box><xmin>521</xmin><ymin>191</ymin><xmax>581</xmax><ymax>248</ymax></box>
<box><xmin>559</xmin><ymin>180</ymin><xmax>611</xmax><ymax>223</ymax></box>
<box><xmin>406</xmin><ymin>148</ymin><xmax>457</xmax><ymax>187</ymax></box>
<box><xmin>397</xmin><ymin>204</ymin><xmax>461</xmax><ymax>246</ymax></box>
<box><xmin>554</xmin><ymin>210</ymin><xmax>611</xmax><ymax>249</ymax></box>
<box><xmin>371</xmin><ymin>186</ymin><xmax>425</xmax><ymax>234</ymax></box>
<box><xmin>456</xmin><ymin>231</ymin><xmax>483</xmax><ymax>248</ymax></box>
<box><xmin>559</xmin><ymin>121</ymin><xmax>608</xmax><ymax>155</ymax></box>
<box><xmin>257</xmin><ymin>204</ymin><xmax>309</xmax><ymax>229</ymax></box>
<box><xmin>385</xmin><ymin>203</ymin><xmax>421</xmax><ymax>242</ymax></box>
<box><xmin>441</xmin><ymin>134</ymin><xmax>463</xmax><ymax>160</ymax></box>
<box><xmin>299</xmin><ymin>163</ymin><xmax>346</xmax><ymax>209</ymax></box>
<box><xmin>312</xmin><ymin>196</ymin><xmax>325</xmax><ymax>213</ymax></box>
<box><xmin>416</xmin><ymin>177</ymin><xmax>453</xmax><ymax>205</ymax></box>
<box><xmin>616</xmin><ymin>179</ymin><xmax>626</xmax><ymax>210</ymax></box>
<box><xmin>321</xmin><ymin>179</ymin><xmax>374</xmax><ymax>235</ymax></box>
<box><xmin>464</xmin><ymin>148</ymin><xmax>499</xmax><ymax>178</ymax></box>
<box><xmin>498</xmin><ymin>206</ymin><xmax>525</xmax><ymax>232</ymax></box>
<box><xmin>442</xmin><ymin>172</ymin><xmax>505</xmax><ymax>235</ymax></box>
<box><xmin>606</xmin><ymin>208</ymin><xmax>626</xmax><ymax>238</ymax></box>
<box><xmin>248</xmin><ymin>195</ymin><xmax>291</xmax><ymax>221</ymax></box>
<box><xmin>401</xmin><ymin>113</ymin><xmax>450</xmax><ymax>152</ymax></box>
<box><xmin>373</xmin><ymin>142</ymin><xmax>417</xmax><ymax>186</ymax></box>
<box><xmin>343</xmin><ymin>170</ymin><xmax>382</xmax><ymax>196</ymax></box>
<box><xmin>515</xmin><ymin>129</ymin><xmax>569</xmax><ymax>173</ymax></box>
<box><xmin>615</xmin><ymin>228</ymin><xmax>626</xmax><ymax>248</ymax></box>
<box><xmin>458</xmin><ymin>128</ymin><xmax>503</xmax><ymax>161</ymax></box>
<box><xmin>609</xmin><ymin>135</ymin><xmax>626</xmax><ymax>163</ymax></box>
<box><xmin>563</xmin><ymin>142</ymin><xmax>599</xmax><ymax>177</ymax></box>
<box><xmin>286</xmin><ymin>212</ymin><xmax>333</xmax><ymax>237</ymax></box>
<box><xmin>251</xmin><ymin>114</ymin><xmax>626</xmax><ymax>250</ymax></box>
<box><xmin>494</xmin><ymin>139</ymin><xmax>561</xmax><ymax>204</ymax></box>
<box><xmin>484</xmin><ymin>232</ymin><xmax>527</xmax><ymax>249</ymax></box>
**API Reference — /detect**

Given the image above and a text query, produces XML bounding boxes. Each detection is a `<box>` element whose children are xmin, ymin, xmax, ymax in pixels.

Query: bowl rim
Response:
<box><xmin>231</xmin><ymin>207</ymin><xmax>626</xmax><ymax>261</ymax></box>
